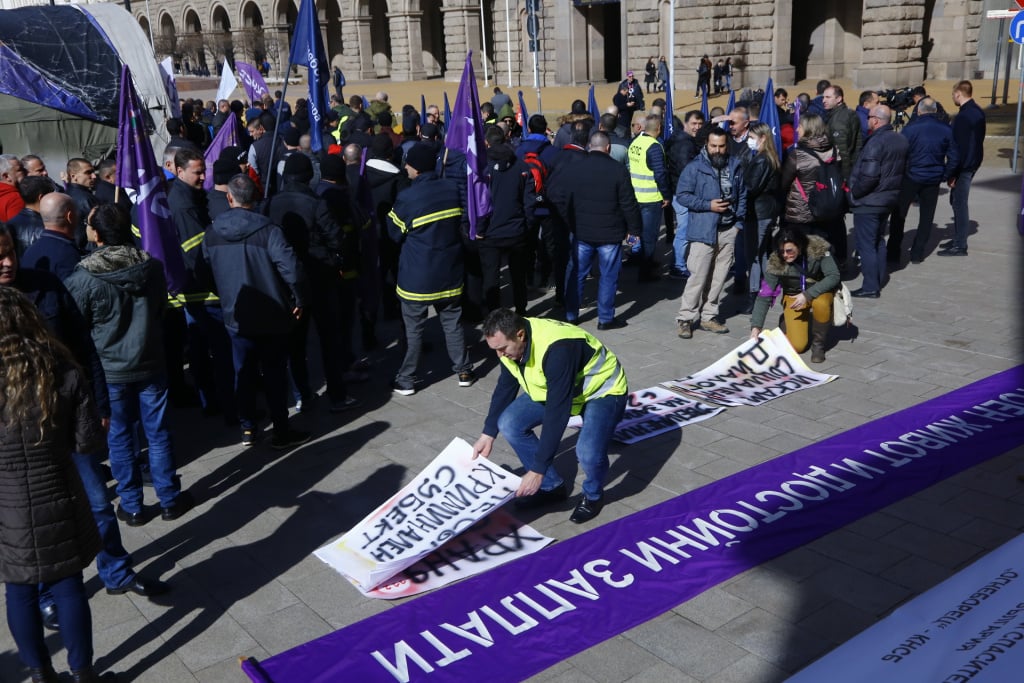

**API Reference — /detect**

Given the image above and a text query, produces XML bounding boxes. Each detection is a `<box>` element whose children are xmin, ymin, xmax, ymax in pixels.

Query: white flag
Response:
<box><xmin>158</xmin><ymin>57</ymin><xmax>181</xmax><ymax>119</ymax></box>
<box><xmin>216</xmin><ymin>60</ymin><xmax>238</xmax><ymax>103</ymax></box>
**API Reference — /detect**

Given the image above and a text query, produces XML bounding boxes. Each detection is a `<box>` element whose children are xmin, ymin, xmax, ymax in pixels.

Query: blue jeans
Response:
<box><xmin>854</xmin><ymin>212</ymin><xmax>887</xmax><ymax>292</ymax></box>
<box><xmin>497</xmin><ymin>392</ymin><xmax>627</xmax><ymax>500</ymax></box>
<box><xmin>71</xmin><ymin>454</ymin><xmax>134</xmax><ymax>589</ymax></box>
<box><xmin>230</xmin><ymin>331</ymin><xmax>291</xmax><ymax>433</ymax></box>
<box><xmin>566</xmin><ymin>237</ymin><xmax>623</xmax><ymax>324</ymax></box>
<box><xmin>7</xmin><ymin>574</ymin><xmax>92</xmax><ymax>670</ymax></box>
<box><xmin>672</xmin><ymin>200</ymin><xmax>690</xmax><ymax>273</ymax></box>
<box><xmin>108</xmin><ymin>376</ymin><xmax>179</xmax><ymax>511</ymax></box>
<box><xmin>639</xmin><ymin>202</ymin><xmax>663</xmax><ymax>262</ymax></box>
<box><xmin>950</xmin><ymin>170</ymin><xmax>974</xmax><ymax>249</ymax></box>
<box><xmin>183</xmin><ymin>303</ymin><xmax>235</xmax><ymax>416</ymax></box>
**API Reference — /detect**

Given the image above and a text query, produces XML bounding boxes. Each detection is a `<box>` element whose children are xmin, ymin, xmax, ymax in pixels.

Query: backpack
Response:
<box><xmin>522</xmin><ymin>150</ymin><xmax>549</xmax><ymax>203</ymax></box>
<box><xmin>796</xmin><ymin>154</ymin><xmax>848</xmax><ymax>221</ymax></box>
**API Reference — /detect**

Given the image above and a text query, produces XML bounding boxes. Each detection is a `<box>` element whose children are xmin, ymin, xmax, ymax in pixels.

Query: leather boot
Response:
<box><xmin>810</xmin><ymin>316</ymin><xmax>830</xmax><ymax>364</ymax></box>
<box><xmin>29</xmin><ymin>666</ymin><xmax>58</xmax><ymax>683</ymax></box>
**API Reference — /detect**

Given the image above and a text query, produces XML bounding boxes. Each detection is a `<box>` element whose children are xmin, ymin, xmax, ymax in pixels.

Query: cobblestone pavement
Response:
<box><xmin>1</xmin><ymin>160</ymin><xmax>1021</xmax><ymax>680</ymax></box>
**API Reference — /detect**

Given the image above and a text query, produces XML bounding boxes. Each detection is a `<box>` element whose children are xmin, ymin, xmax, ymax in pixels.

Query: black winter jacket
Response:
<box><xmin>167</xmin><ymin>178</ymin><xmax>212</xmax><ymax>294</ymax></box>
<box><xmin>198</xmin><ymin>207</ymin><xmax>306</xmax><ymax>335</ymax></box>
<box><xmin>744</xmin><ymin>152</ymin><xmax>780</xmax><ymax>222</ymax></box>
<box><xmin>480</xmin><ymin>143</ymin><xmax>536</xmax><ymax>244</ymax></box>
<box><xmin>264</xmin><ymin>181</ymin><xmax>352</xmax><ymax>275</ymax></box>
<box><xmin>548</xmin><ymin>151</ymin><xmax>641</xmax><ymax>244</ymax></box>
<box><xmin>0</xmin><ymin>363</ymin><xmax>103</xmax><ymax>583</ymax></box>
<box><xmin>848</xmin><ymin>125</ymin><xmax>908</xmax><ymax>213</ymax></box>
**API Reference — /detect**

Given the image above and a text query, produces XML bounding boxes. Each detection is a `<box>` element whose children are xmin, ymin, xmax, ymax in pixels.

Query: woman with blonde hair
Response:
<box><xmin>742</xmin><ymin>121</ymin><xmax>782</xmax><ymax>311</ymax></box>
<box><xmin>0</xmin><ymin>286</ymin><xmax>114</xmax><ymax>682</ymax></box>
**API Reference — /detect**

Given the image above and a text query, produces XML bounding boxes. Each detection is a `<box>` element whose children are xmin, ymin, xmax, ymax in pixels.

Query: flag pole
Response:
<box><xmin>479</xmin><ymin>0</ymin><xmax>490</xmax><ymax>87</ymax></box>
<box><xmin>264</xmin><ymin>70</ymin><xmax>292</xmax><ymax>199</ymax></box>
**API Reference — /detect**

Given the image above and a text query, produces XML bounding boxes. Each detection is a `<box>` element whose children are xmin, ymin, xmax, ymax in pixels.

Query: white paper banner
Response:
<box><xmin>342</xmin><ymin>510</ymin><xmax>554</xmax><ymax>600</ymax></box>
<box><xmin>789</xmin><ymin>534</ymin><xmax>1024</xmax><ymax>682</ymax></box>
<box><xmin>314</xmin><ymin>438</ymin><xmax>521</xmax><ymax>591</ymax></box>
<box><xmin>662</xmin><ymin>327</ymin><xmax>837</xmax><ymax>407</ymax></box>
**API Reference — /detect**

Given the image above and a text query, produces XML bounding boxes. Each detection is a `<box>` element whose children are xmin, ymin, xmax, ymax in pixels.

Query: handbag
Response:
<box><xmin>833</xmin><ymin>282</ymin><xmax>853</xmax><ymax>326</ymax></box>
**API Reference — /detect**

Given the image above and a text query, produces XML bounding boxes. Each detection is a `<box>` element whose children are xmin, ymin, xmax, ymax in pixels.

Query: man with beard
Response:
<box><xmin>674</xmin><ymin>128</ymin><xmax>747</xmax><ymax>338</ymax></box>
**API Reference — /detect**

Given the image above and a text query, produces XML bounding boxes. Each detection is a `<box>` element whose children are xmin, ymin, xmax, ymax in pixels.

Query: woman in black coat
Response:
<box><xmin>0</xmin><ymin>286</ymin><xmax>112</xmax><ymax>682</ymax></box>
<box><xmin>742</xmin><ymin>121</ymin><xmax>782</xmax><ymax>311</ymax></box>
<box><xmin>644</xmin><ymin>57</ymin><xmax>657</xmax><ymax>93</ymax></box>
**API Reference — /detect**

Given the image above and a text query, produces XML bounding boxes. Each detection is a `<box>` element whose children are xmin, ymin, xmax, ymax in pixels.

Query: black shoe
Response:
<box><xmin>106</xmin><ymin>575</ymin><xmax>171</xmax><ymax>597</ymax></box>
<box><xmin>939</xmin><ymin>239</ymin><xmax>955</xmax><ymax>249</ymax></box>
<box><xmin>668</xmin><ymin>267</ymin><xmax>689</xmax><ymax>280</ymax></box>
<box><xmin>329</xmin><ymin>396</ymin><xmax>362</xmax><ymax>413</ymax></box>
<box><xmin>850</xmin><ymin>288</ymin><xmax>880</xmax><ymax>299</ymax></box>
<box><xmin>458</xmin><ymin>370</ymin><xmax>477</xmax><ymax>387</ymax></box>
<box><xmin>937</xmin><ymin>246</ymin><xmax>967</xmax><ymax>257</ymax></box>
<box><xmin>41</xmin><ymin>604</ymin><xmax>59</xmax><ymax>632</ymax></box>
<box><xmin>514</xmin><ymin>486</ymin><xmax>569</xmax><ymax>509</ymax></box>
<box><xmin>116</xmin><ymin>506</ymin><xmax>149</xmax><ymax>527</ymax></box>
<box><xmin>597</xmin><ymin>318</ymin><xmax>628</xmax><ymax>331</ymax></box>
<box><xmin>160</xmin><ymin>491</ymin><xmax>194</xmax><ymax>521</ymax></box>
<box><xmin>270</xmin><ymin>428</ymin><xmax>312</xmax><ymax>451</ymax></box>
<box><xmin>570</xmin><ymin>496</ymin><xmax>605</xmax><ymax>523</ymax></box>
<box><xmin>910</xmin><ymin>254</ymin><xmax>924</xmax><ymax>264</ymax></box>
<box><xmin>29</xmin><ymin>665</ymin><xmax>59</xmax><ymax>683</ymax></box>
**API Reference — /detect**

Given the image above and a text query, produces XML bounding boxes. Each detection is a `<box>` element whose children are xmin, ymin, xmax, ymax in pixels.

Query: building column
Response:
<box><xmin>922</xmin><ymin>0</ymin><xmax>984</xmax><ymax>81</ymax></box>
<box><xmin>854</xmin><ymin>0</ymin><xmax>926</xmax><ymax>87</ymax></box>
<box><xmin>441</xmin><ymin>2</ymin><xmax>483</xmax><ymax>81</ymax></box>
<box><xmin>388</xmin><ymin>10</ymin><xmax>428</xmax><ymax>81</ymax></box>
<box><xmin>769</xmin><ymin>0</ymin><xmax>796</xmax><ymax>87</ymax></box>
<box><xmin>341</xmin><ymin>10</ymin><xmax>376</xmax><ymax>79</ymax></box>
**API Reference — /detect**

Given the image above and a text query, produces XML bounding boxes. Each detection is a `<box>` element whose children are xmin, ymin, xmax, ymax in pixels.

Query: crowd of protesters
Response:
<box><xmin>0</xmin><ymin>70</ymin><xmax>985</xmax><ymax>680</ymax></box>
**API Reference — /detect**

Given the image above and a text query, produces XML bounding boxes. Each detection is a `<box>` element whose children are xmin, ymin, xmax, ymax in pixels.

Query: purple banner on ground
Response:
<box><xmin>244</xmin><ymin>367</ymin><xmax>1024</xmax><ymax>683</ymax></box>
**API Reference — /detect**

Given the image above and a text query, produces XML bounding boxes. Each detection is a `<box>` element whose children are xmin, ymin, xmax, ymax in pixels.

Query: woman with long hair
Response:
<box><xmin>749</xmin><ymin>227</ymin><xmax>840</xmax><ymax>363</ymax></box>
<box><xmin>645</xmin><ymin>57</ymin><xmax>657</xmax><ymax>93</ymax></box>
<box><xmin>742</xmin><ymin>121</ymin><xmax>782</xmax><ymax>311</ymax></box>
<box><xmin>779</xmin><ymin>113</ymin><xmax>841</xmax><ymax>249</ymax></box>
<box><xmin>0</xmin><ymin>286</ymin><xmax>114</xmax><ymax>682</ymax></box>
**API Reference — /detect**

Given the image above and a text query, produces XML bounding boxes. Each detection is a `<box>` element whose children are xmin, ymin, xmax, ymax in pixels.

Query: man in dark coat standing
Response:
<box><xmin>848</xmin><ymin>105</ymin><xmax>908</xmax><ymax>298</ymax></box>
<box><xmin>550</xmin><ymin>131</ymin><xmax>641</xmax><ymax>329</ymax></box>
<box><xmin>939</xmin><ymin>80</ymin><xmax>985</xmax><ymax>257</ymax></box>
<box><xmin>888</xmin><ymin>97</ymin><xmax>951</xmax><ymax>264</ymax></box>
<box><xmin>63</xmin><ymin>158</ymin><xmax>98</xmax><ymax>250</ymax></box>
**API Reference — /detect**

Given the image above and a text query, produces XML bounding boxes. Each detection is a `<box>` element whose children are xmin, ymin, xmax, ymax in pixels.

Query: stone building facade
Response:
<box><xmin>135</xmin><ymin>0</ymin><xmax>983</xmax><ymax>90</ymax></box>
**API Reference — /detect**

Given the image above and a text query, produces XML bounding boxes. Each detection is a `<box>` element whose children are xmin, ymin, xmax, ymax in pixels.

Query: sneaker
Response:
<box><xmin>700</xmin><ymin>319</ymin><xmax>730</xmax><ymax>334</ymax></box>
<box><xmin>668</xmin><ymin>267</ymin><xmax>689</xmax><ymax>280</ymax></box>
<box><xmin>270</xmin><ymin>429</ymin><xmax>312</xmax><ymax>451</ymax></box>
<box><xmin>241</xmin><ymin>429</ymin><xmax>256</xmax><ymax>447</ymax></box>
<box><xmin>392</xmin><ymin>379</ymin><xmax>416</xmax><ymax>396</ymax></box>
<box><xmin>329</xmin><ymin>396</ymin><xmax>362</xmax><ymax>413</ymax></box>
<box><xmin>677</xmin><ymin>320</ymin><xmax>693</xmax><ymax>339</ymax></box>
<box><xmin>458</xmin><ymin>370</ymin><xmax>477</xmax><ymax>387</ymax></box>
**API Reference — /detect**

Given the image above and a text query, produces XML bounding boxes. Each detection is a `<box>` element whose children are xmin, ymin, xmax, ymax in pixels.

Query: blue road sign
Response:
<box><xmin>1011</xmin><ymin>11</ymin><xmax>1024</xmax><ymax>44</ymax></box>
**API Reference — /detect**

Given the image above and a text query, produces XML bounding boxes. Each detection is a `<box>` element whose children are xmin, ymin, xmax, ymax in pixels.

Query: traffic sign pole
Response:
<box><xmin>991</xmin><ymin>19</ymin><xmax>1005</xmax><ymax>107</ymax></box>
<box><xmin>1011</xmin><ymin>11</ymin><xmax>1024</xmax><ymax>172</ymax></box>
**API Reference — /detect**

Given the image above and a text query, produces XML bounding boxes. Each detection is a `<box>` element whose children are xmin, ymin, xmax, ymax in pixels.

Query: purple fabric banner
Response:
<box><xmin>236</xmin><ymin>61</ymin><xmax>269</xmax><ymax>103</ymax></box>
<box><xmin>444</xmin><ymin>51</ymin><xmax>493</xmax><ymax>239</ymax></box>
<box><xmin>202</xmin><ymin>113</ymin><xmax>239</xmax><ymax>190</ymax></box>
<box><xmin>245</xmin><ymin>367</ymin><xmax>1024</xmax><ymax>683</ymax></box>
<box><xmin>115</xmin><ymin>64</ymin><xmax>187</xmax><ymax>294</ymax></box>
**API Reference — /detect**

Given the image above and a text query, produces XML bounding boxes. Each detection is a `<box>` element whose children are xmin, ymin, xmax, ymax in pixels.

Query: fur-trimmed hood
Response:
<box><xmin>765</xmin><ymin>234</ymin><xmax>832</xmax><ymax>276</ymax></box>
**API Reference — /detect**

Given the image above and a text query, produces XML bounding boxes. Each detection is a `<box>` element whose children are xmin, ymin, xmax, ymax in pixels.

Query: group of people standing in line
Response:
<box><xmin>0</xmin><ymin>67</ymin><xmax>986</xmax><ymax>680</ymax></box>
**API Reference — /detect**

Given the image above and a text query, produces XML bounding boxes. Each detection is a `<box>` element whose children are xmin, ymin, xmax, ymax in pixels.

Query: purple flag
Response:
<box><xmin>236</xmin><ymin>61</ymin><xmax>269</xmax><ymax>103</ymax></box>
<box><xmin>202</xmin><ymin>112</ymin><xmax>239</xmax><ymax>190</ymax></box>
<box><xmin>517</xmin><ymin>90</ymin><xmax>528</xmax><ymax>129</ymax></box>
<box><xmin>115</xmin><ymin>64</ymin><xmax>187</xmax><ymax>294</ymax></box>
<box><xmin>444</xmin><ymin>52</ymin><xmax>492</xmax><ymax>239</ymax></box>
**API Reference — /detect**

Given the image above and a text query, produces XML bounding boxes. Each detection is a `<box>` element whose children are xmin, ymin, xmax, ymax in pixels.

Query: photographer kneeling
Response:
<box><xmin>749</xmin><ymin>227</ymin><xmax>840</xmax><ymax>363</ymax></box>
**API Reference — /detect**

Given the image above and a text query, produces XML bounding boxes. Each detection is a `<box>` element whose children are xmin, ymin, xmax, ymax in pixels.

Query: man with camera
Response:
<box><xmin>674</xmin><ymin>127</ymin><xmax>747</xmax><ymax>339</ymax></box>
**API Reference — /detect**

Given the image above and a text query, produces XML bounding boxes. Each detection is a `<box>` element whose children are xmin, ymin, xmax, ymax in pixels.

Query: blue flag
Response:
<box><xmin>443</xmin><ymin>91</ymin><xmax>452</xmax><ymax>132</ymax></box>
<box><xmin>420</xmin><ymin>94</ymin><xmax>427</xmax><ymax>127</ymax></box>
<box><xmin>362</xmin><ymin>95</ymin><xmax>370</xmax><ymax>112</ymax></box>
<box><xmin>663</xmin><ymin>75</ymin><xmax>674</xmax><ymax>140</ymax></box>
<box><xmin>445</xmin><ymin>52</ymin><xmax>493</xmax><ymax>240</ymax></box>
<box><xmin>588</xmin><ymin>84</ymin><xmax>599</xmax><ymax>123</ymax></box>
<box><xmin>288</xmin><ymin>0</ymin><xmax>330</xmax><ymax>152</ymax></box>
<box><xmin>760</xmin><ymin>78</ymin><xmax>782</xmax><ymax>158</ymax></box>
<box><xmin>726</xmin><ymin>89</ymin><xmax>736</xmax><ymax>115</ymax></box>
<box><xmin>115</xmin><ymin>64</ymin><xmax>187</xmax><ymax>294</ymax></box>
<box><xmin>701</xmin><ymin>86</ymin><xmax>709</xmax><ymax>120</ymax></box>
<box><xmin>517</xmin><ymin>90</ymin><xmax>528</xmax><ymax>128</ymax></box>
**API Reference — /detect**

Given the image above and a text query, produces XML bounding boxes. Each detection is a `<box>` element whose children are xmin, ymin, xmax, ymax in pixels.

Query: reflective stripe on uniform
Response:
<box><xmin>410</xmin><ymin>207</ymin><xmax>463</xmax><ymax>229</ymax></box>
<box><xmin>395</xmin><ymin>284</ymin><xmax>464</xmax><ymax>302</ymax></box>
<box><xmin>181</xmin><ymin>233</ymin><xmax>204</xmax><ymax>252</ymax></box>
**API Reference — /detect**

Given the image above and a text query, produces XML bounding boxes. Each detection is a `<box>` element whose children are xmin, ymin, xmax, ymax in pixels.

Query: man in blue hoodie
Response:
<box><xmin>888</xmin><ymin>98</ymin><xmax>951</xmax><ymax>264</ymax></box>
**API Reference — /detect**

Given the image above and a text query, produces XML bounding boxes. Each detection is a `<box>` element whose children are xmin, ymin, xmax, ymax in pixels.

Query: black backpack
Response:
<box><xmin>797</xmin><ymin>154</ymin><xmax>848</xmax><ymax>221</ymax></box>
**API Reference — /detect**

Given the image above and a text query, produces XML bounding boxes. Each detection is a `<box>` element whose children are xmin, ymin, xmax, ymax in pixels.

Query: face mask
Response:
<box><xmin>747</xmin><ymin>136</ymin><xmax>758</xmax><ymax>151</ymax></box>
